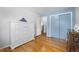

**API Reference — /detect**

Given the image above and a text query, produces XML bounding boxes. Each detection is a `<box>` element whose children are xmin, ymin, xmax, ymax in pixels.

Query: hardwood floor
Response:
<box><xmin>0</xmin><ymin>34</ymin><xmax>67</xmax><ymax>52</ymax></box>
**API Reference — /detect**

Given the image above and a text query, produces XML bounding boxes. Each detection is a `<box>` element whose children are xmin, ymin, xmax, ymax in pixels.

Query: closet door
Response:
<box><xmin>59</xmin><ymin>13</ymin><xmax>71</xmax><ymax>39</ymax></box>
<box><xmin>51</xmin><ymin>15</ymin><xmax>60</xmax><ymax>39</ymax></box>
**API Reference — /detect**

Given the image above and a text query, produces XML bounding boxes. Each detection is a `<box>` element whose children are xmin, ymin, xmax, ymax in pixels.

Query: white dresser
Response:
<box><xmin>10</xmin><ymin>21</ymin><xmax>35</xmax><ymax>49</ymax></box>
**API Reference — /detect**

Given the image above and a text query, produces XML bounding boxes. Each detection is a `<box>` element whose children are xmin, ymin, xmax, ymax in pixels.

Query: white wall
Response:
<box><xmin>75</xmin><ymin>7</ymin><xmax>79</xmax><ymax>24</ymax></box>
<box><xmin>0</xmin><ymin>7</ymin><xmax>41</xmax><ymax>48</ymax></box>
<box><xmin>34</xmin><ymin>16</ymin><xmax>41</xmax><ymax>36</ymax></box>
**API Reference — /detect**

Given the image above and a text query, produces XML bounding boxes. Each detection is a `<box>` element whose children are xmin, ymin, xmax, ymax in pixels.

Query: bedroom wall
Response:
<box><xmin>75</xmin><ymin>7</ymin><xmax>79</xmax><ymax>24</ymax></box>
<box><xmin>0</xmin><ymin>7</ymin><xmax>41</xmax><ymax>48</ymax></box>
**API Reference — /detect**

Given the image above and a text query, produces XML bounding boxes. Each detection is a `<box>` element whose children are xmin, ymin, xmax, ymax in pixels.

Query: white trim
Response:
<box><xmin>50</xmin><ymin>12</ymin><xmax>72</xmax><ymax>16</ymax></box>
<box><xmin>50</xmin><ymin>15</ymin><xmax>52</xmax><ymax>37</ymax></box>
<box><xmin>71</xmin><ymin>12</ymin><xmax>73</xmax><ymax>31</ymax></box>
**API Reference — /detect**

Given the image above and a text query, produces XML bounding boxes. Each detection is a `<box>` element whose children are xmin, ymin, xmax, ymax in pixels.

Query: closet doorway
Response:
<box><xmin>48</xmin><ymin>12</ymin><xmax>73</xmax><ymax>40</ymax></box>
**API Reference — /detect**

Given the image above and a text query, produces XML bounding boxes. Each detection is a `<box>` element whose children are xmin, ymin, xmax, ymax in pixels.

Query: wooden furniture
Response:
<box><xmin>67</xmin><ymin>32</ymin><xmax>79</xmax><ymax>52</ymax></box>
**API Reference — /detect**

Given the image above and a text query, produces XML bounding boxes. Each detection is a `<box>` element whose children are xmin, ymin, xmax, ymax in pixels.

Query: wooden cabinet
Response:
<box><xmin>67</xmin><ymin>32</ymin><xmax>79</xmax><ymax>52</ymax></box>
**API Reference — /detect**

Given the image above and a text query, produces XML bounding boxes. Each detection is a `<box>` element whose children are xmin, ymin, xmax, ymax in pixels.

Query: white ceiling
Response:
<box><xmin>0</xmin><ymin>7</ymin><xmax>69</xmax><ymax>16</ymax></box>
<box><xmin>26</xmin><ymin>7</ymin><xmax>69</xmax><ymax>16</ymax></box>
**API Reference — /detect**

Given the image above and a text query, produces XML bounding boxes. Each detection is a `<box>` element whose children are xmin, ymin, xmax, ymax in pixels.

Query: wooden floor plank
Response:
<box><xmin>0</xmin><ymin>34</ymin><xmax>67</xmax><ymax>52</ymax></box>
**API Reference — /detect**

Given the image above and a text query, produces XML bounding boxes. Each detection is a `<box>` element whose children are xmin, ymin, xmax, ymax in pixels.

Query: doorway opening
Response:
<box><xmin>41</xmin><ymin>16</ymin><xmax>47</xmax><ymax>36</ymax></box>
